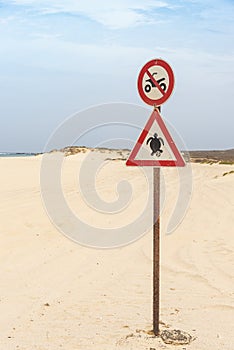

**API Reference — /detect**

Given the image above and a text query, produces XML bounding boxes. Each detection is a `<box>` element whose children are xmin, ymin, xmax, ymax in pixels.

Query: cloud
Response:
<box><xmin>0</xmin><ymin>16</ymin><xmax>15</xmax><ymax>25</ymax></box>
<box><xmin>4</xmin><ymin>0</ymin><xmax>234</xmax><ymax>33</ymax></box>
<box><xmin>30</xmin><ymin>33</ymin><xmax>62</xmax><ymax>40</ymax></box>
<box><xmin>7</xmin><ymin>0</ymin><xmax>172</xmax><ymax>28</ymax></box>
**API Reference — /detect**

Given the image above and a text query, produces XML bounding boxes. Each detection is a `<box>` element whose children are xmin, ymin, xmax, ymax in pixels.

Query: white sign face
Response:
<box><xmin>126</xmin><ymin>109</ymin><xmax>185</xmax><ymax>167</ymax></box>
<box><xmin>135</xmin><ymin>118</ymin><xmax>176</xmax><ymax>162</ymax></box>
<box><xmin>137</xmin><ymin>58</ymin><xmax>175</xmax><ymax>106</ymax></box>
<box><xmin>142</xmin><ymin>65</ymin><xmax>170</xmax><ymax>102</ymax></box>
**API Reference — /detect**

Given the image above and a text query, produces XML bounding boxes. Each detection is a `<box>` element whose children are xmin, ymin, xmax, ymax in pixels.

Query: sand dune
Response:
<box><xmin>0</xmin><ymin>153</ymin><xmax>233</xmax><ymax>349</ymax></box>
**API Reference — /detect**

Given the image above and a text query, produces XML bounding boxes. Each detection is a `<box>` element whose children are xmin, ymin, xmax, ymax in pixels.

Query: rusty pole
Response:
<box><xmin>153</xmin><ymin>104</ymin><xmax>161</xmax><ymax>336</ymax></box>
<box><xmin>153</xmin><ymin>166</ymin><xmax>160</xmax><ymax>336</ymax></box>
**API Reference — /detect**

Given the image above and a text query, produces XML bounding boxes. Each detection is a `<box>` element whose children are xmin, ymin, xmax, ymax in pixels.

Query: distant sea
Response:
<box><xmin>0</xmin><ymin>152</ymin><xmax>36</xmax><ymax>157</ymax></box>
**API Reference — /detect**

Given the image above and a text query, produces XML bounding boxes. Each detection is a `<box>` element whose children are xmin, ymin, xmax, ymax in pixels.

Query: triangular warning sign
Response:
<box><xmin>126</xmin><ymin>110</ymin><xmax>185</xmax><ymax>167</ymax></box>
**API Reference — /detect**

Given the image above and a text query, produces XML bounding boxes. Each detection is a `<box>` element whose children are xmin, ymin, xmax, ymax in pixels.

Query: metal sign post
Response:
<box><xmin>153</xmin><ymin>104</ymin><xmax>161</xmax><ymax>336</ymax></box>
<box><xmin>126</xmin><ymin>58</ymin><xmax>185</xmax><ymax>336</ymax></box>
<box><xmin>153</xmin><ymin>166</ymin><xmax>160</xmax><ymax>335</ymax></box>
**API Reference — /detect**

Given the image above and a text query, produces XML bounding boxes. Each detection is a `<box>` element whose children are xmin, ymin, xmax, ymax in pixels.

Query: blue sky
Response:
<box><xmin>0</xmin><ymin>0</ymin><xmax>234</xmax><ymax>151</ymax></box>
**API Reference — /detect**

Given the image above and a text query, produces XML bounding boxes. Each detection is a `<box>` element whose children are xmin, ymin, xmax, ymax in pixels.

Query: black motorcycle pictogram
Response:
<box><xmin>144</xmin><ymin>72</ymin><xmax>167</xmax><ymax>93</ymax></box>
<box><xmin>147</xmin><ymin>133</ymin><xmax>164</xmax><ymax>157</ymax></box>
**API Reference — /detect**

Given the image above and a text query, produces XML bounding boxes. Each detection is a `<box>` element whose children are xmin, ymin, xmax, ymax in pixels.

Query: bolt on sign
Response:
<box><xmin>126</xmin><ymin>58</ymin><xmax>185</xmax><ymax>336</ymax></box>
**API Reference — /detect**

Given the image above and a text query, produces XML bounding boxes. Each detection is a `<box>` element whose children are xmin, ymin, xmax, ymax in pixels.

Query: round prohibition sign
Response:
<box><xmin>137</xmin><ymin>59</ymin><xmax>175</xmax><ymax>106</ymax></box>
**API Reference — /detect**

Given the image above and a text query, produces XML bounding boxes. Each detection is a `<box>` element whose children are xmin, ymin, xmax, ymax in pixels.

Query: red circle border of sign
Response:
<box><xmin>137</xmin><ymin>59</ymin><xmax>175</xmax><ymax>106</ymax></box>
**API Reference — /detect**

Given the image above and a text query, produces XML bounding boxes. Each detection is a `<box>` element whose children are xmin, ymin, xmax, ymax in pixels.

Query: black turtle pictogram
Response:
<box><xmin>146</xmin><ymin>133</ymin><xmax>164</xmax><ymax>157</ymax></box>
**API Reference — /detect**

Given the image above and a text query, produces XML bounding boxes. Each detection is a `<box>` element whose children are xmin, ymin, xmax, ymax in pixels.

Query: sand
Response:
<box><xmin>0</xmin><ymin>153</ymin><xmax>233</xmax><ymax>350</ymax></box>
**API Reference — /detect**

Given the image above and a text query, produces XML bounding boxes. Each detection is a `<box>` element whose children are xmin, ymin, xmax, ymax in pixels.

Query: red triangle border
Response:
<box><xmin>126</xmin><ymin>110</ymin><xmax>185</xmax><ymax>167</ymax></box>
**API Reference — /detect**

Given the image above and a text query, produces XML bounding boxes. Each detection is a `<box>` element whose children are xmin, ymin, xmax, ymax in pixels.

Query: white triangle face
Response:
<box><xmin>126</xmin><ymin>109</ymin><xmax>185</xmax><ymax>167</ymax></box>
<box><xmin>135</xmin><ymin>118</ymin><xmax>176</xmax><ymax>162</ymax></box>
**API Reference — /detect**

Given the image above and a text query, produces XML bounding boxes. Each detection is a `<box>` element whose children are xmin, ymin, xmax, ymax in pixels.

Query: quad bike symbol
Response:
<box><xmin>147</xmin><ymin>133</ymin><xmax>164</xmax><ymax>157</ymax></box>
<box><xmin>144</xmin><ymin>72</ymin><xmax>167</xmax><ymax>93</ymax></box>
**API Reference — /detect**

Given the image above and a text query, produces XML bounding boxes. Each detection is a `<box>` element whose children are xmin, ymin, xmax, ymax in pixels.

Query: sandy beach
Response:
<box><xmin>0</xmin><ymin>152</ymin><xmax>233</xmax><ymax>350</ymax></box>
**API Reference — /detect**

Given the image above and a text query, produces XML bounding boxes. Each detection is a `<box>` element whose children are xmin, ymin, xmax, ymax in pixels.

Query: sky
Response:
<box><xmin>0</xmin><ymin>0</ymin><xmax>234</xmax><ymax>152</ymax></box>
